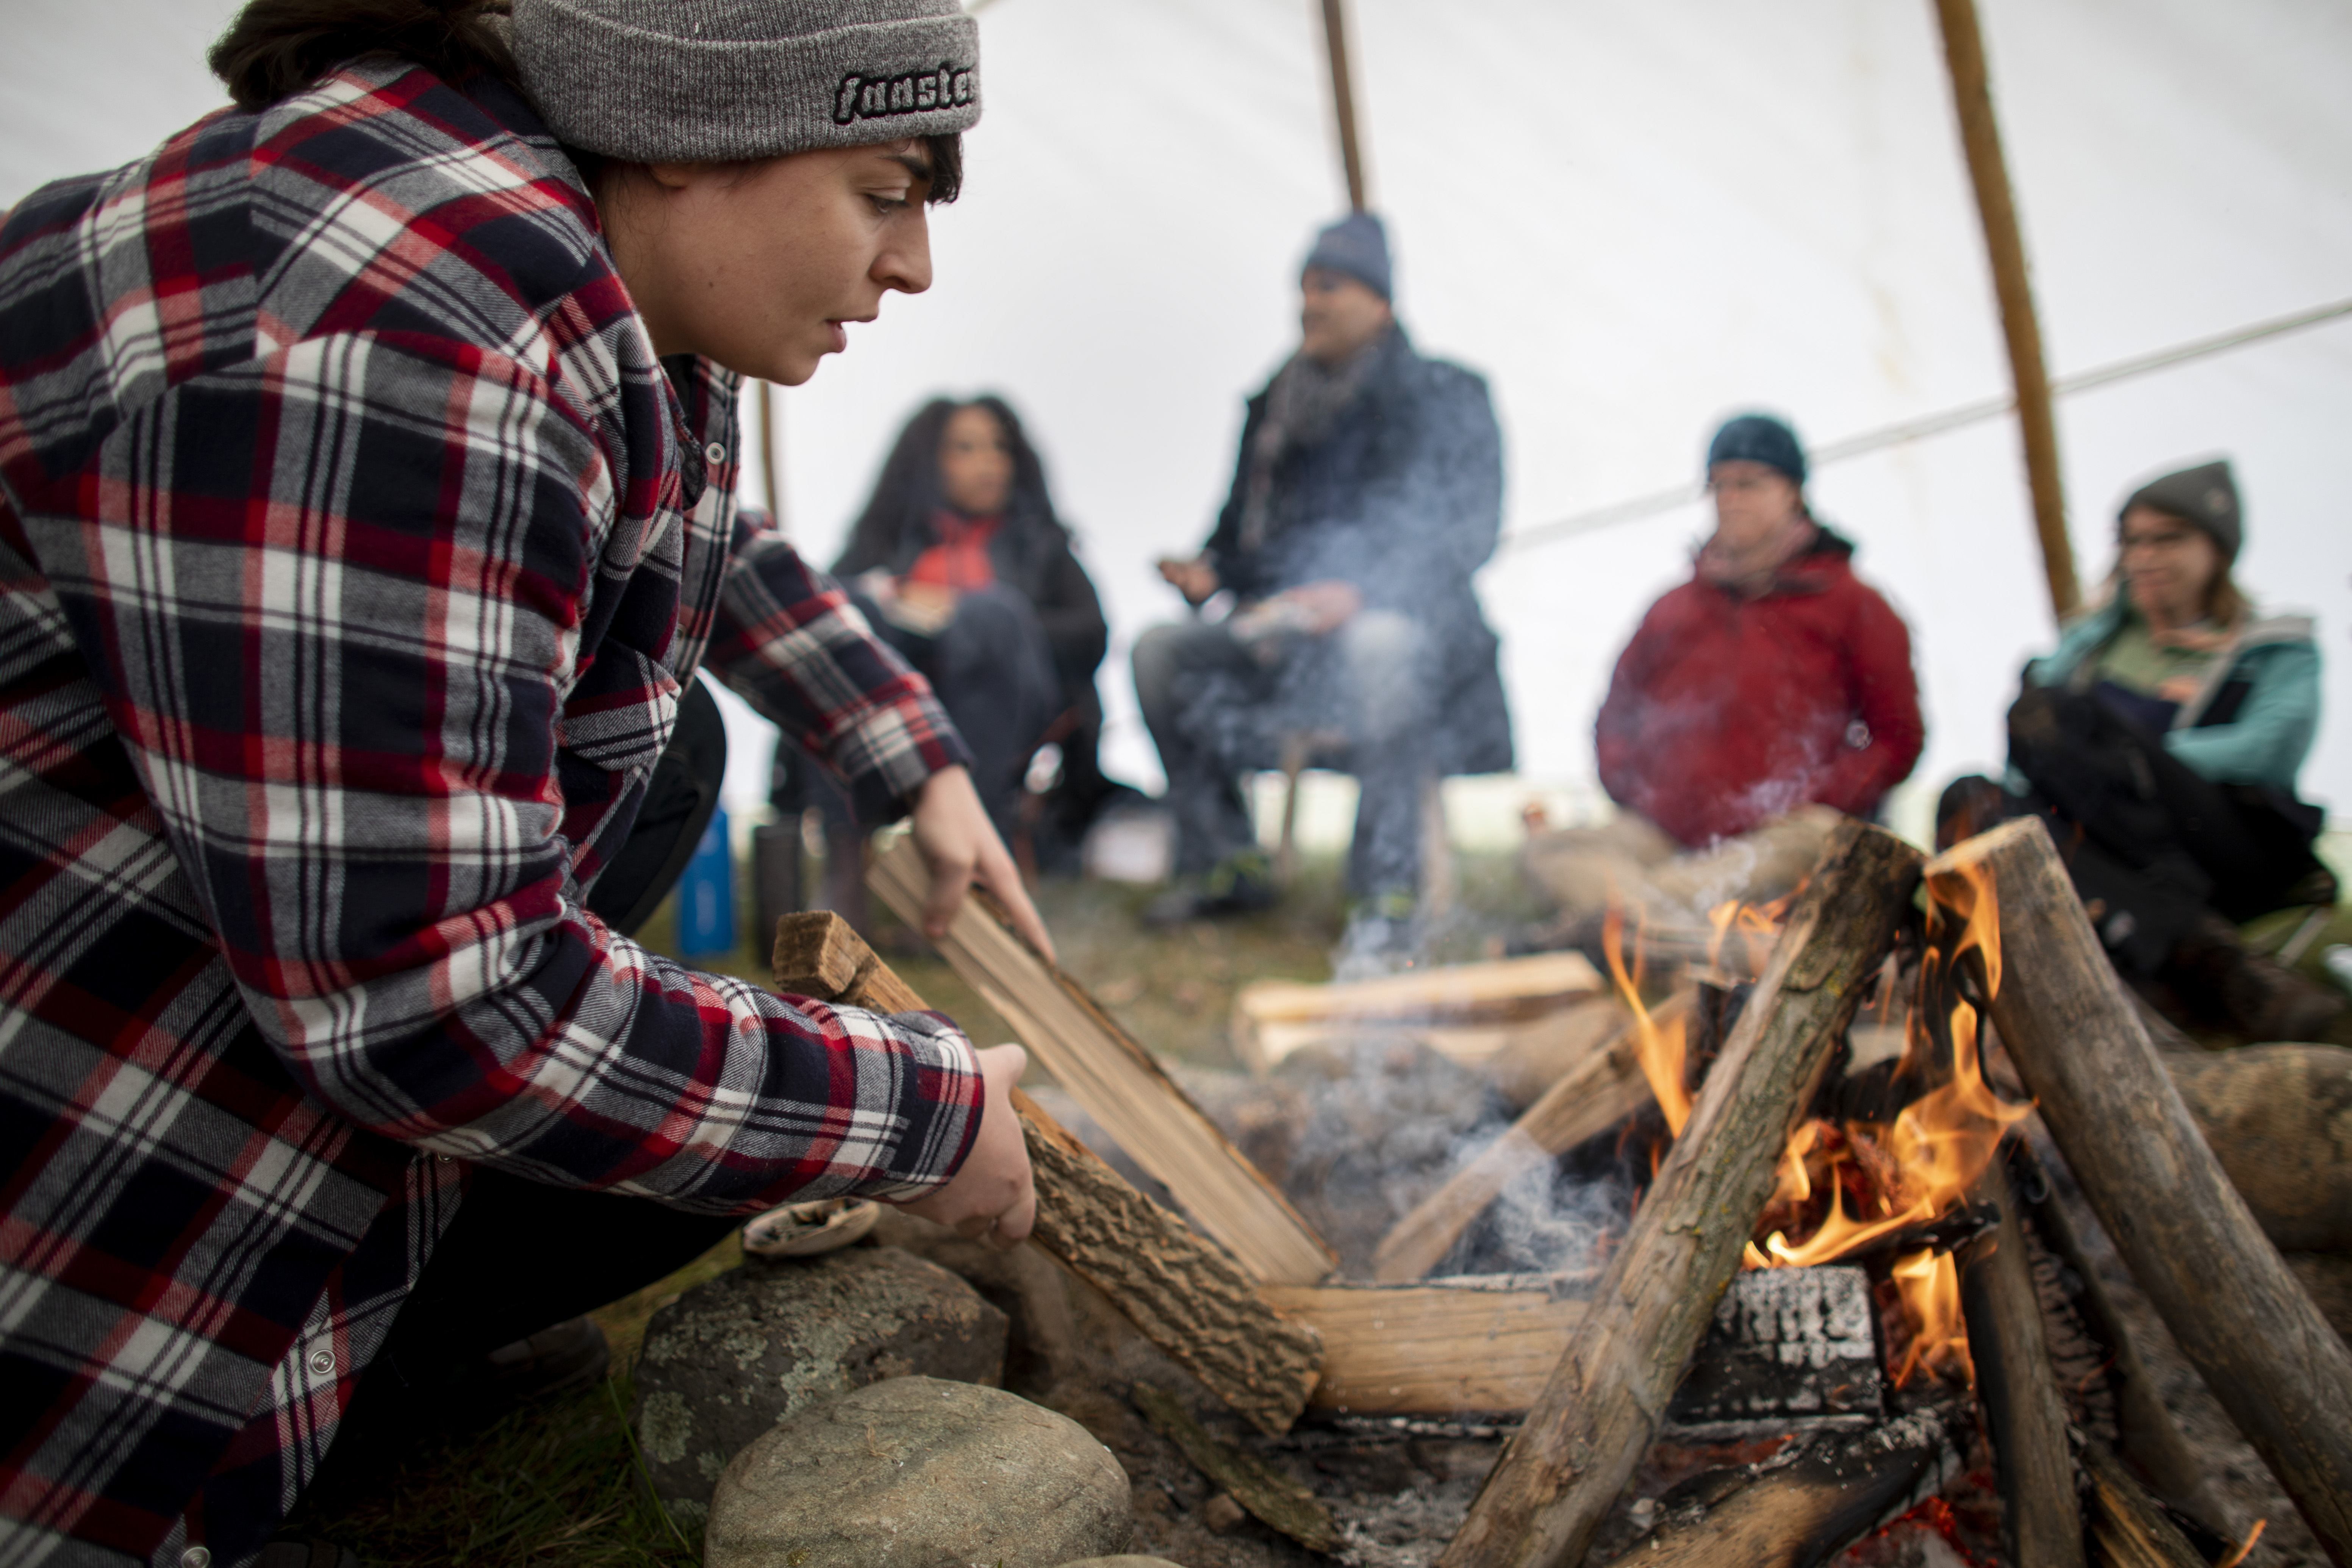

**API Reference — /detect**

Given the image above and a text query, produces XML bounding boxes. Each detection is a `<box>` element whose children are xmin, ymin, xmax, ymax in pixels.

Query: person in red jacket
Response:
<box><xmin>1525</xmin><ymin>413</ymin><xmax>1923</xmax><ymax>941</ymax></box>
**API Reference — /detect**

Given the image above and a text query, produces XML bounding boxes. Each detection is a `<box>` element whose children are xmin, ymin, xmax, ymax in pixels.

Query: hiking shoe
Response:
<box><xmin>480</xmin><ymin>1315</ymin><xmax>610</xmax><ymax>1402</ymax></box>
<box><xmin>1334</xmin><ymin>890</ymin><xmax>1423</xmax><ymax>978</ymax></box>
<box><xmin>1142</xmin><ymin>853</ymin><xmax>1276</xmax><ymax>926</ymax></box>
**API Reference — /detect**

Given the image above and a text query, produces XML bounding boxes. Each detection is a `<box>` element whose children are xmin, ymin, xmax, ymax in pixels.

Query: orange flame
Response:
<box><xmin>1749</xmin><ymin>857</ymin><xmax>2029</xmax><ymax>1385</ymax></box>
<box><xmin>1603</xmin><ymin>904</ymin><xmax>1691</xmax><ymax>1136</ymax></box>
<box><xmin>1706</xmin><ymin>895</ymin><xmax>1792</xmax><ymax>975</ymax></box>
<box><xmin>1889</xmin><ymin>1248</ymin><xmax>1972</xmax><ymax>1387</ymax></box>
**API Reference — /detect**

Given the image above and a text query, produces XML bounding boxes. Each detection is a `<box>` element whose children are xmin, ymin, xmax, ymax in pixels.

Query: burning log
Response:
<box><xmin>1231</xmin><ymin>951</ymin><xmax>1604</xmax><ymax>1073</ymax></box>
<box><xmin>865</xmin><ymin>836</ymin><xmax>1336</xmax><ymax>1285</ymax></box>
<box><xmin>771</xmin><ymin>911</ymin><xmax>1323</xmax><ymax>1435</ymax></box>
<box><xmin>2016</xmin><ymin>1145</ymin><xmax>2240</xmax><ymax>1538</ymax></box>
<box><xmin>1370</xmin><ymin>993</ymin><xmax>1684</xmax><ymax>1283</ymax></box>
<box><xmin>1440</xmin><ymin>821</ymin><xmax>1926</xmax><ymax>1568</ymax></box>
<box><xmin>2083</xmin><ymin>1443</ymin><xmax>2211</xmax><ymax>1568</ymax></box>
<box><xmin>1932</xmin><ymin>817</ymin><xmax>2352</xmax><ymax>1564</ymax></box>
<box><xmin>1664</xmin><ymin>1265</ymin><xmax>1884</xmax><ymax>1434</ymax></box>
<box><xmin>1955</xmin><ymin>1155</ymin><xmax>2085</xmax><ymax>1568</ymax></box>
<box><xmin>1590</xmin><ymin>1404</ymin><xmax>1959</xmax><ymax>1568</ymax></box>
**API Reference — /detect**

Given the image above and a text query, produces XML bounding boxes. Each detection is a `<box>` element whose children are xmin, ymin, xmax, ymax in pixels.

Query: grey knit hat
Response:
<box><xmin>510</xmin><ymin>0</ymin><xmax>981</xmax><ymax>163</ymax></box>
<box><xmin>2121</xmin><ymin>458</ymin><xmax>2240</xmax><ymax>562</ymax></box>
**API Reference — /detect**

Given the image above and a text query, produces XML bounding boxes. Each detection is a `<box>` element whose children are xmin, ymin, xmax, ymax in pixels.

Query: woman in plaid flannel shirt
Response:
<box><xmin>0</xmin><ymin>0</ymin><xmax>1045</xmax><ymax>1560</ymax></box>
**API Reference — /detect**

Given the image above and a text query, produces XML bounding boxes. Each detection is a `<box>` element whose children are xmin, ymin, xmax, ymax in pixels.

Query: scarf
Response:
<box><xmin>1236</xmin><ymin>327</ymin><xmax>1392</xmax><ymax>553</ymax></box>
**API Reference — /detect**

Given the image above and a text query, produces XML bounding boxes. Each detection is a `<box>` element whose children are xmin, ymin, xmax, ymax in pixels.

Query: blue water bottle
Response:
<box><xmin>676</xmin><ymin>804</ymin><xmax>737</xmax><ymax>957</ymax></box>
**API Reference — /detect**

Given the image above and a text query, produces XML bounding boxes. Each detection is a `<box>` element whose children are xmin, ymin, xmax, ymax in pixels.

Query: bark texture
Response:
<box><xmin>1935</xmin><ymin>817</ymin><xmax>2352</xmax><ymax>1565</ymax></box>
<box><xmin>1440</xmin><ymin>821</ymin><xmax>1925</xmax><ymax>1568</ymax></box>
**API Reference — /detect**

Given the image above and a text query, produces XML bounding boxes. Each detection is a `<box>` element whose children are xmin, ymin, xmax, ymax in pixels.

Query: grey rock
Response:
<box><xmin>707</xmin><ymin>1376</ymin><xmax>1134</xmax><ymax>1568</ymax></box>
<box><xmin>634</xmin><ymin>1246</ymin><xmax>1008</xmax><ymax>1512</ymax></box>
<box><xmin>1053</xmin><ymin>1560</ymin><xmax>1189</xmax><ymax>1567</ymax></box>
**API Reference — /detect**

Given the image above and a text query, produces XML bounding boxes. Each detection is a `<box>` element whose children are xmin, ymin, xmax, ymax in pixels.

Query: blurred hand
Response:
<box><xmin>908</xmin><ymin>764</ymin><xmax>1056</xmax><ymax>960</ymax></box>
<box><xmin>1281</xmin><ymin>579</ymin><xmax>1364</xmax><ymax>635</ymax></box>
<box><xmin>894</xmin><ymin>1042</ymin><xmax>1035</xmax><ymax>1247</ymax></box>
<box><xmin>1157</xmin><ymin>555</ymin><xmax>1220</xmax><ymax>607</ymax></box>
<box><xmin>852</xmin><ymin>567</ymin><xmax>899</xmax><ymax>607</ymax></box>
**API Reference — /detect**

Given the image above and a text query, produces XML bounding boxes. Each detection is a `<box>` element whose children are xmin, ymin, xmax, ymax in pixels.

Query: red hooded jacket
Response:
<box><xmin>1596</xmin><ymin>530</ymin><xmax>1923</xmax><ymax>847</ymax></box>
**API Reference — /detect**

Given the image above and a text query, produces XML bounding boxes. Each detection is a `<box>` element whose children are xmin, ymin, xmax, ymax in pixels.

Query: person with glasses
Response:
<box><xmin>1938</xmin><ymin>459</ymin><xmax>2338</xmax><ymax>1043</ymax></box>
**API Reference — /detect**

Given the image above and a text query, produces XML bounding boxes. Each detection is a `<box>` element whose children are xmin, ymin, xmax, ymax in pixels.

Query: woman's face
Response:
<box><xmin>2119</xmin><ymin>504</ymin><xmax>2223</xmax><ymax>624</ymax></box>
<box><xmin>598</xmin><ymin>141</ymin><xmax>936</xmax><ymax>385</ymax></box>
<box><xmin>938</xmin><ymin>406</ymin><xmax>1015</xmax><ymax>516</ymax></box>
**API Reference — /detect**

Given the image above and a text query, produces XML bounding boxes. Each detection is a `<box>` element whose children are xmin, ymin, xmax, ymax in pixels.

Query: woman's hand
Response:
<box><xmin>908</xmin><ymin>764</ymin><xmax>1055</xmax><ymax>960</ymax></box>
<box><xmin>893</xmin><ymin>1042</ymin><xmax>1035</xmax><ymax>1247</ymax></box>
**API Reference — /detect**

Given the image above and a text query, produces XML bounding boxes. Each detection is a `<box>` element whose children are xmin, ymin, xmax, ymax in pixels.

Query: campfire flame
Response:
<box><xmin>1606</xmin><ymin>860</ymin><xmax>2032</xmax><ymax>1388</ymax></box>
<box><xmin>1603</xmin><ymin>905</ymin><xmax>1691</xmax><ymax>1137</ymax></box>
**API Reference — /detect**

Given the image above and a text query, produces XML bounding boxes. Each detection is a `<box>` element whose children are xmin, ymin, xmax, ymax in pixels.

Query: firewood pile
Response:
<box><xmin>769</xmin><ymin>818</ymin><xmax>2351</xmax><ymax>1568</ymax></box>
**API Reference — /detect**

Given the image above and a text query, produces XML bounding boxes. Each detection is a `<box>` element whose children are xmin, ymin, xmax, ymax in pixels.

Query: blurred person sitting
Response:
<box><xmin>1938</xmin><ymin>459</ymin><xmax>2340</xmax><ymax>1042</ymax></box>
<box><xmin>1133</xmin><ymin>213</ymin><xmax>1511</xmax><ymax>952</ymax></box>
<box><xmin>787</xmin><ymin>396</ymin><xmax>1112</xmax><ymax>855</ymax></box>
<box><xmin>1523</xmin><ymin>413</ymin><xmax>1924</xmax><ymax>946</ymax></box>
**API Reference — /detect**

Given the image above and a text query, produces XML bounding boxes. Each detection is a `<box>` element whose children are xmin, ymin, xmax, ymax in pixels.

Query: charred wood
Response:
<box><xmin>1956</xmin><ymin>1154</ymin><xmax>2085</xmax><ymax>1568</ymax></box>
<box><xmin>1934</xmin><ymin>817</ymin><xmax>2352</xmax><ymax>1565</ymax></box>
<box><xmin>1439</xmin><ymin>821</ymin><xmax>1926</xmax><ymax>1568</ymax></box>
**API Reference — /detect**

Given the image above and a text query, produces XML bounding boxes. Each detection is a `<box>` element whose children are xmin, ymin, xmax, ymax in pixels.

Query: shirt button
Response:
<box><xmin>183</xmin><ymin>1549</ymin><xmax>211</xmax><ymax>1568</ymax></box>
<box><xmin>704</xmin><ymin>441</ymin><xmax>727</xmax><ymax>464</ymax></box>
<box><xmin>308</xmin><ymin>1348</ymin><xmax>337</xmax><ymax>1377</ymax></box>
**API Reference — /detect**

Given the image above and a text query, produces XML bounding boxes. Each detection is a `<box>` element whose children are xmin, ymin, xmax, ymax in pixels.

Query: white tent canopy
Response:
<box><xmin>9</xmin><ymin>0</ymin><xmax>2348</xmax><ymax>836</ymax></box>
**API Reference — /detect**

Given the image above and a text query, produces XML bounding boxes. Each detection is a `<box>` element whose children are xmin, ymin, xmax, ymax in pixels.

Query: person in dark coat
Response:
<box><xmin>1134</xmin><ymin>212</ymin><xmax>1511</xmax><ymax>947</ymax></box>
<box><xmin>1938</xmin><ymin>458</ymin><xmax>2341</xmax><ymax>1043</ymax></box>
<box><xmin>1523</xmin><ymin>414</ymin><xmax>1923</xmax><ymax>941</ymax></box>
<box><xmin>818</xmin><ymin>396</ymin><xmax>1114</xmax><ymax>849</ymax></box>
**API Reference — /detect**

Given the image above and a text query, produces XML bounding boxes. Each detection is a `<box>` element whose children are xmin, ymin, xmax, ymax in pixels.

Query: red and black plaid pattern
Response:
<box><xmin>0</xmin><ymin>63</ymin><xmax>980</xmax><ymax>1565</ymax></box>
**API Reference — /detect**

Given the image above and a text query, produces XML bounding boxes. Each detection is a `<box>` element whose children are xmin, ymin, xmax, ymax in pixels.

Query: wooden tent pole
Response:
<box><xmin>1931</xmin><ymin>0</ymin><xmax>2078</xmax><ymax>619</ymax></box>
<box><xmin>755</xmin><ymin>380</ymin><xmax>782</xmax><ymax>527</ymax></box>
<box><xmin>1318</xmin><ymin>0</ymin><xmax>1368</xmax><ymax>212</ymax></box>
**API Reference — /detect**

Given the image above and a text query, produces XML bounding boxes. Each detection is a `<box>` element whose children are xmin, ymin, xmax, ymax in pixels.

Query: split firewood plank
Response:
<box><xmin>1131</xmin><ymin>1380</ymin><xmax>1340</xmax><ymax>1553</ymax></box>
<box><xmin>771</xmin><ymin>911</ymin><xmax>1322</xmax><ymax>1435</ymax></box>
<box><xmin>1956</xmin><ymin>1157</ymin><xmax>2085</xmax><ymax>1568</ymax></box>
<box><xmin>1257</xmin><ymin>1279</ymin><xmax>1587</xmax><ymax>1416</ymax></box>
<box><xmin>1591</xmin><ymin>1404</ymin><xmax>1958</xmax><ymax>1568</ymax></box>
<box><xmin>865</xmin><ymin>836</ymin><xmax>1335</xmax><ymax>1285</ymax></box>
<box><xmin>1370</xmin><ymin>994</ymin><xmax>1686</xmax><ymax>1283</ymax></box>
<box><xmin>1934</xmin><ymin>816</ymin><xmax>2352</xmax><ymax>1565</ymax></box>
<box><xmin>2084</xmin><ymin>1444</ymin><xmax>2210</xmax><ymax>1568</ymax></box>
<box><xmin>1440</xmin><ymin>821</ymin><xmax>1925</xmax><ymax>1568</ymax></box>
<box><xmin>1485</xmin><ymin>994</ymin><xmax>1633</xmax><ymax>1108</ymax></box>
<box><xmin>1232</xmin><ymin>951</ymin><xmax>1603</xmax><ymax>1071</ymax></box>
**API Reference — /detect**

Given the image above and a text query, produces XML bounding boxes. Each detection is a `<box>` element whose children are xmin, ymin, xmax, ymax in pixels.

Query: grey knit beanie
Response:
<box><xmin>509</xmin><ymin>0</ymin><xmax>981</xmax><ymax>163</ymax></box>
<box><xmin>2121</xmin><ymin>458</ymin><xmax>2241</xmax><ymax>562</ymax></box>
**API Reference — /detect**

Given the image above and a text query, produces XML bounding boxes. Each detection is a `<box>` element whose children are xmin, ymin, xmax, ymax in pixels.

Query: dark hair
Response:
<box><xmin>208</xmin><ymin>0</ymin><xmax>961</xmax><ymax>201</ymax></box>
<box><xmin>210</xmin><ymin>0</ymin><xmax>520</xmax><ymax>109</ymax></box>
<box><xmin>836</xmin><ymin>396</ymin><xmax>1062</xmax><ymax>574</ymax></box>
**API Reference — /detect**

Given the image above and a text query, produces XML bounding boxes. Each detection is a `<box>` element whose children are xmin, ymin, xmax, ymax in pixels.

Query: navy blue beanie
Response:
<box><xmin>1302</xmin><ymin>211</ymin><xmax>1392</xmax><ymax>300</ymax></box>
<box><xmin>1707</xmin><ymin>413</ymin><xmax>1808</xmax><ymax>486</ymax></box>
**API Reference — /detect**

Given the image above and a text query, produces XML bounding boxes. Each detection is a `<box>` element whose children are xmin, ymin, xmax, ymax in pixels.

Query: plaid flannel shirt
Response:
<box><xmin>0</xmin><ymin>63</ymin><xmax>984</xmax><ymax>1566</ymax></box>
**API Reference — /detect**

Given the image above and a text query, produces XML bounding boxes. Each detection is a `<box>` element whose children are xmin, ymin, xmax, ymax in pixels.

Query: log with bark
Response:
<box><xmin>1440</xmin><ymin>821</ymin><xmax>1927</xmax><ymax>1568</ymax></box>
<box><xmin>1590</xmin><ymin>1404</ymin><xmax>1959</xmax><ymax>1568</ymax></box>
<box><xmin>1956</xmin><ymin>1155</ymin><xmax>2084</xmax><ymax>1568</ymax></box>
<box><xmin>1371</xmin><ymin>993</ymin><xmax>1682</xmax><ymax>1283</ymax></box>
<box><xmin>865</xmin><ymin>837</ymin><xmax>1336</xmax><ymax>1285</ymax></box>
<box><xmin>2083</xmin><ymin>1443</ymin><xmax>2210</xmax><ymax>1568</ymax></box>
<box><xmin>770</xmin><ymin>911</ymin><xmax>1322</xmax><ymax>1434</ymax></box>
<box><xmin>1933</xmin><ymin>816</ymin><xmax>2352</xmax><ymax>1564</ymax></box>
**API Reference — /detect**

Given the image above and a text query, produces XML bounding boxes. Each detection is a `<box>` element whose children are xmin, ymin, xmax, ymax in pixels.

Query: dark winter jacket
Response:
<box><xmin>835</xmin><ymin>499</ymin><xmax>1108</xmax><ymax>703</ymax></box>
<box><xmin>1202</xmin><ymin>325</ymin><xmax>1513</xmax><ymax>774</ymax></box>
<box><xmin>1596</xmin><ymin>528</ymin><xmax>1924</xmax><ymax>847</ymax></box>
